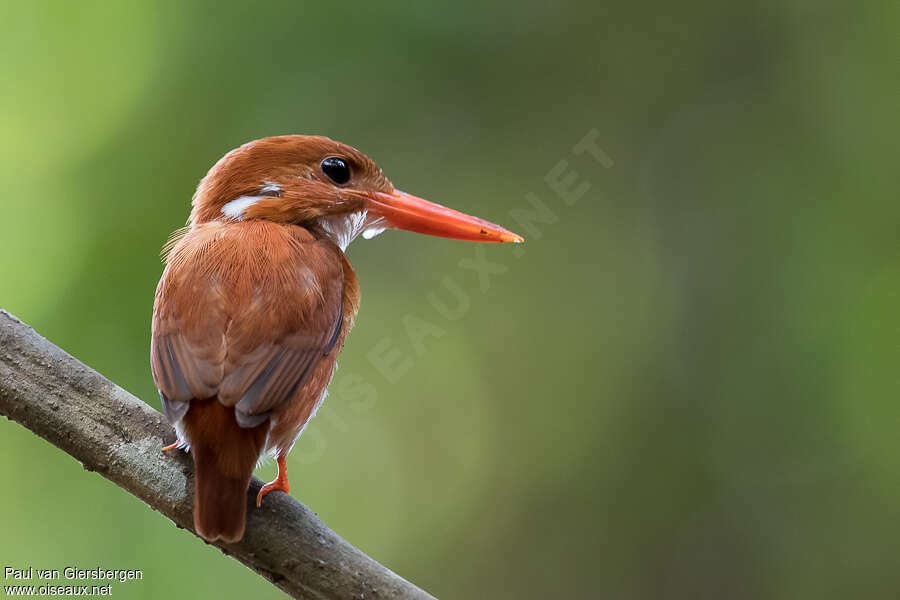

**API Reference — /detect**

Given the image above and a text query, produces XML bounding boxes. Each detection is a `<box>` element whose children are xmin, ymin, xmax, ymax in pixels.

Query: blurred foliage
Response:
<box><xmin>1</xmin><ymin>1</ymin><xmax>898</xmax><ymax>599</ymax></box>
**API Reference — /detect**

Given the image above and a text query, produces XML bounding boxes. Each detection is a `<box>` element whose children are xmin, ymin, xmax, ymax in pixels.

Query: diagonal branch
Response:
<box><xmin>0</xmin><ymin>309</ymin><xmax>436</xmax><ymax>600</ymax></box>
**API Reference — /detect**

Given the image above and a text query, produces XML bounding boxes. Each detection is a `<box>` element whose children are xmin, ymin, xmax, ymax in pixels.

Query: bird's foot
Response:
<box><xmin>161</xmin><ymin>438</ymin><xmax>183</xmax><ymax>452</ymax></box>
<box><xmin>256</xmin><ymin>454</ymin><xmax>290</xmax><ymax>507</ymax></box>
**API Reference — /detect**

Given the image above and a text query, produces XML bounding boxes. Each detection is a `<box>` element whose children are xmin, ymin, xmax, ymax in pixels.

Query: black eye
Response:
<box><xmin>320</xmin><ymin>157</ymin><xmax>351</xmax><ymax>184</ymax></box>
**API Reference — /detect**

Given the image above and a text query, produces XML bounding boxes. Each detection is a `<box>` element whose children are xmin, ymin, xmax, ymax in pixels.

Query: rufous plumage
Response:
<box><xmin>151</xmin><ymin>135</ymin><xmax>521</xmax><ymax>542</ymax></box>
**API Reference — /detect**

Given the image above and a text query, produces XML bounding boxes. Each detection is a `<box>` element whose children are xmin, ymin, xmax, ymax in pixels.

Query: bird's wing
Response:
<box><xmin>220</xmin><ymin>244</ymin><xmax>344</xmax><ymax>427</ymax></box>
<box><xmin>151</xmin><ymin>226</ymin><xmax>344</xmax><ymax>428</ymax></box>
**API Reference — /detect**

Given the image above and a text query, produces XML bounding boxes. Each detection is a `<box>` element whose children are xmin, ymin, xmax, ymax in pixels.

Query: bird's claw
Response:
<box><xmin>256</xmin><ymin>454</ymin><xmax>290</xmax><ymax>507</ymax></box>
<box><xmin>161</xmin><ymin>439</ymin><xmax>183</xmax><ymax>452</ymax></box>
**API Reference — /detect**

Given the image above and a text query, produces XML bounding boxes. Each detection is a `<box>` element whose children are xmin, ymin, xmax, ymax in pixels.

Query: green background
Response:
<box><xmin>1</xmin><ymin>2</ymin><xmax>898</xmax><ymax>599</ymax></box>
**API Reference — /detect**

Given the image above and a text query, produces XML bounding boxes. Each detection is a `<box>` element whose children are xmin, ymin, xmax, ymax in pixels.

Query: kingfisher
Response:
<box><xmin>151</xmin><ymin>135</ymin><xmax>522</xmax><ymax>542</ymax></box>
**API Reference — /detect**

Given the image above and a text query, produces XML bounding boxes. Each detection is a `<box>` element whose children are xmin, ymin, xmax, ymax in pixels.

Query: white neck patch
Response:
<box><xmin>221</xmin><ymin>196</ymin><xmax>262</xmax><ymax>220</ymax></box>
<box><xmin>221</xmin><ymin>187</ymin><xmax>387</xmax><ymax>250</ymax></box>
<box><xmin>221</xmin><ymin>182</ymin><xmax>281</xmax><ymax>220</ymax></box>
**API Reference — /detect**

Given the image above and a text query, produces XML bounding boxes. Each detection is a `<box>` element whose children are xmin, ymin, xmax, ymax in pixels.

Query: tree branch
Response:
<box><xmin>0</xmin><ymin>309</ymin><xmax>436</xmax><ymax>600</ymax></box>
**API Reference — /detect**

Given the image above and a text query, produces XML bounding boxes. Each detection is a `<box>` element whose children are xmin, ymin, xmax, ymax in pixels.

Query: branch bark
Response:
<box><xmin>0</xmin><ymin>309</ymin><xmax>436</xmax><ymax>600</ymax></box>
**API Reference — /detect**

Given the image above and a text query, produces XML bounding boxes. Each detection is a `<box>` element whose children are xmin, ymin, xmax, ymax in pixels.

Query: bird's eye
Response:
<box><xmin>320</xmin><ymin>157</ymin><xmax>351</xmax><ymax>185</ymax></box>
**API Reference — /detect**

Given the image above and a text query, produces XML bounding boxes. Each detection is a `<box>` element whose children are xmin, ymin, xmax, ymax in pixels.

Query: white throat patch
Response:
<box><xmin>221</xmin><ymin>189</ymin><xmax>386</xmax><ymax>250</ymax></box>
<box><xmin>317</xmin><ymin>211</ymin><xmax>387</xmax><ymax>251</ymax></box>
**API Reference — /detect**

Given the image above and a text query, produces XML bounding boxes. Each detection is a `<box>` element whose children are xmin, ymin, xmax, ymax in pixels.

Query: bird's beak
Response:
<box><xmin>365</xmin><ymin>189</ymin><xmax>524</xmax><ymax>243</ymax></box>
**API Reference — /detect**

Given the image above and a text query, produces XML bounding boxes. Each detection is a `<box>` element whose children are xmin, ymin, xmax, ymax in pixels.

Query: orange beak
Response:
<box><xmin>366</xmin><ymin>189</ymin><xmax>523</xmax><ymax>243</ymax></box>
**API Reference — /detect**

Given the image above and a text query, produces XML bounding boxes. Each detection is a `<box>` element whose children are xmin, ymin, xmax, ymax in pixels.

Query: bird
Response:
<box><xmin>150</xmin><ymin>135</ymin><xmax>522</xmax><ymax>543</ymax></box>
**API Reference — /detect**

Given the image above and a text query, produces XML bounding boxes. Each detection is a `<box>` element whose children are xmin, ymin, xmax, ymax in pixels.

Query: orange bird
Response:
<box><xmin>150</xmin><ymin>135</ymin><xmax>522</xmax><ymax>543</ymax></box>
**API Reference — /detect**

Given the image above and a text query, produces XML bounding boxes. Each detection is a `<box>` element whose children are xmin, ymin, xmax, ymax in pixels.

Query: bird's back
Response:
<box><xmin>151</xmin><ymin>220</ymin><xmax>356</xmax><ymax>542</ymax></box>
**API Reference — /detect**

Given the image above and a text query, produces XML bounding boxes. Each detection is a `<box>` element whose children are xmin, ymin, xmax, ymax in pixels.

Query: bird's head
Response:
<box><xmin>189</xmin><ymin>135</ymin><xmax>522</xmax><ymax>249</ymax></box>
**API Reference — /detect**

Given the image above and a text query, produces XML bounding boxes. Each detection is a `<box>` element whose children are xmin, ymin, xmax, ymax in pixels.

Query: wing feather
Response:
<box><xmin>151</xmin><ymin>224</ymin><xmax>345</xmax><ymax>429</ymax></box>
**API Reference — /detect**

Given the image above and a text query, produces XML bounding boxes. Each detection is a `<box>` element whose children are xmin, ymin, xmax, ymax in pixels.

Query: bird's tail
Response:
<box><xmin>182</xmin><ymin>398</ymin><xmax>267</xmax><ymax>543</ymax></box>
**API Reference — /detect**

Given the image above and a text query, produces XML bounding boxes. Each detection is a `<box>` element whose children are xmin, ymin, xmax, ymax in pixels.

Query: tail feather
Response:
<box><xmin>182</xmin><ymin>398</ymin><xmax>267</xmax><ymax>543</ymax></box>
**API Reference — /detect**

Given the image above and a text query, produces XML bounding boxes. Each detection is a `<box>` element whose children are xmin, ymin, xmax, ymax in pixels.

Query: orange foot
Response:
<box><xmin>161</xmin><ymin>439</ymin><xmax>183</xmax><ymax>452</ymax></box>
<box><xmin>256</xmin><ymin>454</ymin><xmax>290</xmax><ymax>507</ymax></box>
